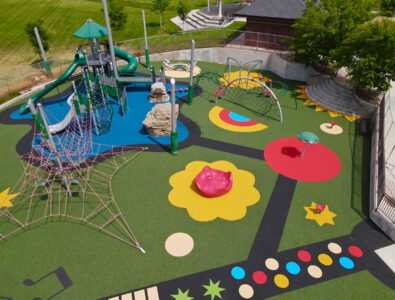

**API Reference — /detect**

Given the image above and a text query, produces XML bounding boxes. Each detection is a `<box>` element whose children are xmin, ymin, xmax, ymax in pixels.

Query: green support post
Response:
<box><xmin>170</xmin><ymin>78</ymin><xmax>178</xmax><ymax>154</ymax></box>
<box><xmin>188</xmin><ymin>85</ymin><xmax>194</xmax><ymax>105</ymax></box>
<box><xmin>43</xmin><ymin>60</ymin><xmax>53</xmax><ymax>77</ymax></box>
<box><xmin>171</xmin><ymin>131</ymin><xmax>178</xmax><ymax>154</ymax></box>
<box><xmin>145</xmin><ymin>48</ymin><xmax>150</xmax><ymax>67</ymax></box>
<box><xmin>188</xmin><ymin>40</ymin><xmax>195</xmax><ymax>105</ymax></box>
<box><xmin>73</xmin><ymin>98</ymin><xmax>81</xmax><ymax>114</ymax></box>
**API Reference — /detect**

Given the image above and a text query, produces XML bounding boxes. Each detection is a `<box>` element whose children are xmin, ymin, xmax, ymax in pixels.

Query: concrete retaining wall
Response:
<box><xmin>137</xmin><ymin>47</ymin><xmax>310</xmax><ymax>82</ymax></box>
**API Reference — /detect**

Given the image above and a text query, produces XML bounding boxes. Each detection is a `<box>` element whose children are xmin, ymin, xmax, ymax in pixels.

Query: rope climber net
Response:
<box><xmin>0</xmin><ymin>80</ymin><xmax>147</xmax><ymax>252</ymax></box>
<box><xmin>194</xmin><ymin>57</ymin><xmax>289</xmax><ymax>123</ymax></box>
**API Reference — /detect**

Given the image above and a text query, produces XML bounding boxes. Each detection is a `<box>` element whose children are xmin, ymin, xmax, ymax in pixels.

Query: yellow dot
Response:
<box><xmin>274</xmin><ymin>274</ymin><xmax>289</xmax><ymax>289</ymax></box>
<box><xmin>318</xmin><ymin>253</ymin><xmax>333</xmax><ymax>266</ymax></box>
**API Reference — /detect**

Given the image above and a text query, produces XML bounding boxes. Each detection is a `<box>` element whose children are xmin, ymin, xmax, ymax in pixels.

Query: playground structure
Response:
<box><xmin>0</xmin><ymin>19</ymin><xmax>176</xmax><ymax>251</ymax></box>
<box><xmin>19</xmin><ymin>19</ymin><xmax>164</xmax><ymax>116</ymax></box>
<box><xmin>195</xmin><ymin>57</ymin><xmax>288</xmax><ymax>122</ymax></box>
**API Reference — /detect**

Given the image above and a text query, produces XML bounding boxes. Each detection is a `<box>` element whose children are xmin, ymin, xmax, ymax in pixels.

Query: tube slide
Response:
<box><xmin>114</xmin><ymin>46</ymin><xmax>138</xmax><ymax>76</ymax></box>
<box><xmin>19</xmin><ymin>51</ymin><xmax>87</xmax><ymax>114</ymax></box>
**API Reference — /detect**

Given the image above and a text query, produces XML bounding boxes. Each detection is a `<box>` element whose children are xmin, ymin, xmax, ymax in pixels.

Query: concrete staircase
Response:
<box><xmin>184</xmin><ymin>9</ymin><xmax>226</xmax><ymax>29</ymax></box>
<box><xmin>306</xmin><ymin>75</ymin><xmax>377</xmax><ymax>118</ymax></box>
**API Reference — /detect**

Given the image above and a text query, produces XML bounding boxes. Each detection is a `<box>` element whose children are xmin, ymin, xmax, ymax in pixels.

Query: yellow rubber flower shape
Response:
<box><xmin>168</xmin><ymin>161</ymin><xmax>260</xmax><ymax>222</ymax></box>
<box><xmin>220</xmin><ymin>71</ymin><xmax>269</xmax><ymax>89</ymax></box>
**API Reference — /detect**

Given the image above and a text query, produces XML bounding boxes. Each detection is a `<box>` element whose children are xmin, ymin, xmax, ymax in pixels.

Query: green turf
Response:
<box><xmin>0</xmin><ymin>61</ymin><xmax>385</xmax><ymax>299</ymax></box>
<box><xmin>0</xmin><ymin>0</ymin><xmax>245</xmax><ymax>72</ymax></box>
<box><xmin>0</xmin><ymin>147</ymin><xmax>273</xmax><ymax>299</ymax></box>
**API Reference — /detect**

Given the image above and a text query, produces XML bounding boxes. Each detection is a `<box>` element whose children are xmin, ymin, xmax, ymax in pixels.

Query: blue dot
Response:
<box><xmin>229</xmin><ymin>112</ymin><xmax>250</xmax><ymax>122</ymax></box>
<box><xmin>286</xmin><ymin>261</ymin><xmax>301</xmax><ymax>275</ymax></box>
<box><xmin>339</xmin><ymin>256</ymin><xmax>354</xmax><ymax>269</ymax></box>
<box><xmin>231</xmin><ymin>266</ymin><xmax>246</xmax><ymax>280</ymax></box>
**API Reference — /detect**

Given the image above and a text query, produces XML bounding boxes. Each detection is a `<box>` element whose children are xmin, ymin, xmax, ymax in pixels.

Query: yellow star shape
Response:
<box><xmin>304</xmin><ymin>202</ymin><xmax>337</xmax><ymax>226</ymax></box>
<box><xmin>0</xmin><ymin>188</ymin><xmax>19</xmax><ymax>209</ymax></box>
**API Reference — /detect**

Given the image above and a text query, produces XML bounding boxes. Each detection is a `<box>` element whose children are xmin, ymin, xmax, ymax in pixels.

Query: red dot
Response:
<box><xmin>252</xmin><ymin>271</ymin><xmax>267</xmax><ymax>285</ymax></box>
<box><xmin>348</xmin><ymin>246</ymin><xmax>363</xmax><ymax>258</ymax></box>
<box><xmin>297</xmin><ymin>250</ymin><xmax>311</xmax><ymax>262</ymax></box>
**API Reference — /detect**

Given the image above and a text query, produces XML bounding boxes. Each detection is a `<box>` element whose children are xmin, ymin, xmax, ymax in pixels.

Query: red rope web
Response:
<box><xmin>0</xmin><ymin>104</ymin><xmax>147</xmax><ymax>252</ymax></box>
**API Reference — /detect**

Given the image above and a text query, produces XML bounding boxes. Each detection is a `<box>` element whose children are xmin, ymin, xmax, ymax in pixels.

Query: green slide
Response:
<box><xmin>114</xmin><ymin>46</ymin><xmax>138</xmax><ymax>76</ymax></box>
<box><xmin>19</xmin><ymin>51</ymin><xmax>87</xmax><ymax>114</ymax></box>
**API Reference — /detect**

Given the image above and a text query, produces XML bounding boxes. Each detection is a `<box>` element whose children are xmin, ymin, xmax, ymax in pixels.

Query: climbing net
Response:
<box><xmin>0</xmin><ymin>105</ymin><xmax>147</xmax><ymax>252</ymax></box>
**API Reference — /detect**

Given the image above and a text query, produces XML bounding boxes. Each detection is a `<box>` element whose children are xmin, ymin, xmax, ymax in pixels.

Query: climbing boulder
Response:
<box><xmin>142</xmin><ymin>102</ymin><xmax>179</xmax><ymax>136</ymax></box>
<box><xmin>148</xmin><ymin>82</ymin><xmax>169</xmax><ymax>103</ymax></box>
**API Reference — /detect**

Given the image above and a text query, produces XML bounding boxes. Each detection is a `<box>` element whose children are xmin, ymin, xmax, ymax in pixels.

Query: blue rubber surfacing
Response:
<box><xmin>11</xmin><ymin>82</ymin><xmax>190</xmax><ymax>154</ymax></box>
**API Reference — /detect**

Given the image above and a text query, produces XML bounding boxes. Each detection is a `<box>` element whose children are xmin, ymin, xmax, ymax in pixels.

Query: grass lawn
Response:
<box><xmin>0</xmin><ymin>0</ymin><xmax>245</xmax><ymax>73</ymax></box>
<box><xmin>0</xmin><ymin>61</ymin><xmax>393</xmax><ymax>299</ymax></box>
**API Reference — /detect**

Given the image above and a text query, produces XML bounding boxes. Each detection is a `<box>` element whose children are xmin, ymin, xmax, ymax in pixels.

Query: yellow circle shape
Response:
<box><xmin>220</xmin><ymin>71</ymin><xmax>269</xmax><ymax>89</ymax></box>
<box><xmin>168</xmin><ymin>160</ymin><xmax>260</xmax><ymax>222</ymax></box>
<box><xmin>307</xmin><ymin>265</ymin><xmax>323</xmax><ymax>279</ymax></box>
<box><xmin>209</xmin><ymin>106</ymin><xmax>267</xmax><ymax>132</ymax></box>
<box><xmin>265</xmin><ymin>258</ymin><xmax>279</xmax><ymax>271</ymax></box>
<box><xmin>274</xmin><ymin>274</ymin><xmax>289</xmax><ymax>289</ymax></box>
<box><xmin>239</xmin><ymin>284</ymin><xmax>254</xmax><ymax>299</ymax></box>
<box><xmin>328</xmin><ymin>242</ymin><xmax>342</xmax><ymax>254</ymax></box>
<box><xmin>318</xmin><ymin>253</ymin><xmax>333</xmax><ymax>266</ymax></box>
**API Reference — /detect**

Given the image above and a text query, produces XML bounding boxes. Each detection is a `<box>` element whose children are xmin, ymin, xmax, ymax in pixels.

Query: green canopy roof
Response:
<box><xmin>73</xmin><ymin>19</ymin><xmax>108</xmax><ymax>39</ymax></box>
<box><xmin>298</xmin><ymin>132</ymin><xmax>319</xmax><ymax>144</ymax></box>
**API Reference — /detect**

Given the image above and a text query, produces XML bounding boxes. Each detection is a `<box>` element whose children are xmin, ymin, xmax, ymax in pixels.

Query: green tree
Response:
<box><xmin>291</xmin><ymin>0</ymin><xmax>374</xmax><ymax>66</ymax></box>
<box><xmin>176</xmin><ymin>0</ymin><xmax>189</xmax><ymax>31</ymax></box>
<box><xmin>333</xmin><ymin>18</ymin><xmax>395</xmax><ymax>92</ymax></box>
<box><xmin>25</xmin><ymin>19</ymin><xmax>49</xmax><ymax>58</ymax></box>
<box><xmin>104</xmin><ymin>0</ymin><xmax>127</xmax><ymax>31</ymax></box>
<box><xmin>150</xmin><ymin>0</ymin><xmax>170</xmax><ymax>28</ymax></box>
<box><xmin>380</xmin><ymin>0</ymin><xmax>395</xmax><ymax>16</ymax></box>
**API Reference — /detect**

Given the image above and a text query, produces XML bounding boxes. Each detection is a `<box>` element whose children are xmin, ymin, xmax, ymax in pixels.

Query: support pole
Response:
<box><xmin>300</xmin><ymin>143</ymin><xmax>308</xmax><ymax>158</ymax></box>
<box><xmin>89</xmin><ymin>39</ymin><xmax>95</xmax><ymax>56</ymax></box>
<box><xmin>218</xmin><ymin>0</ymin><xmax>223</xmax><ymax>18</ymax></box>
<box><xmin>207</xmin><ymin>0</ymin><xmax>211</xmax><ymax>12</ymax></box>
<box><xmin>170</xmin><ymin>78</ymin><xmax>178</xmax><ymax>155</ymax></box>
<box><xmin>228</xmin><ymin>60</ymin><xmax>231</xmax><ymax>83</ymax></box>
<box><xmin>160</xmin><ymin>65</ymin><xmax>165</xmax><ymax>83</ymax></box>
<box><xmin>188</xmin><ymin>39</ymin><xmax>195</xmax><ymax>105</ymax></box>
<box><xmin>102</xmin><ymin>0</ymin><xmax>119</xmax><ymax>79</ymax></box>
<box><xmin>37</xmin><ymin>104</ymin><xmax>72</xmax><ymax>197</ymax></box>
<box><xmin>72</xmin><ymin>81</ymin><xmax>83</xmax><ymax>136</ymax></box>
<box><xmin>142</xmin><ymin>10</ymin><xmax>150</xmax><ymax>66</ymax></box>
<box><xmin>34</xmin><ymin>26</ymin><xmax>52</xmax><ymax>76</ymax></box>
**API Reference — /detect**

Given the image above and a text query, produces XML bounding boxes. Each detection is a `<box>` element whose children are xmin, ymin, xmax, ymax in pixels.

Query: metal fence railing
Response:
<box><xmin>376</xmin><ymin>90</ymin><xmax>395</xmax><ymax>223</ymax></box>
<box><xmin>0</xmin><ymin>29</ymin><xmax>292</xmax><ymax>103</ymax></box>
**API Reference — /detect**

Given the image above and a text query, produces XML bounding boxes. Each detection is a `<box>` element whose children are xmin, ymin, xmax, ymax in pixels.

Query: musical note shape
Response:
<box><xmin>23</xmin><ymin>267</ymin><xmax>72</xmax><ymax>300</ymax></box>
